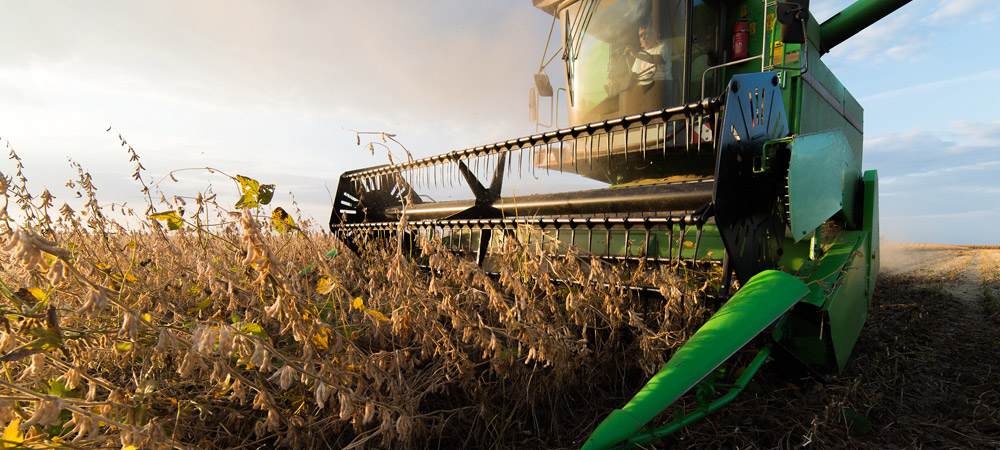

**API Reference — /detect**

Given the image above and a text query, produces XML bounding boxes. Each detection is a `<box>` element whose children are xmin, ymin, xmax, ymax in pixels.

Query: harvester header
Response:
<box><xmin>330</xmin><ymin>0</ymin><xmax>912</xmax><ymax>447</ymax></box>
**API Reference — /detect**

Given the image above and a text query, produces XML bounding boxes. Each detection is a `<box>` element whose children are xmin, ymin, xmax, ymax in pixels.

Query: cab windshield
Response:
<box><xmin>564</xmin><ymin>0</ymin><xmax>713</xmax><ymax>126</ymax></box>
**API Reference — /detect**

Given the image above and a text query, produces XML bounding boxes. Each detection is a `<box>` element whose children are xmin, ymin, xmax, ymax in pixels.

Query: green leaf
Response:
<box><xmin>257</xmin><ymin>184</ymin><xmax>275</xmax><ymax>205</ymax></box>
<box><xmin>48</xmin><ymin>379</ymin><xmax>71</xmax><ymax>397</ymax></box>
<box><xmin>135</xmin><ymin>379</ymin><xmax>156</xmax><ymax>401</ymax></box>
<box><xmin>234</xmin><ymin>194</ymin><xmax>258</xmax><ymax>209</ymax></box>
<box><xmin>149</xmin><ymin>211</ymin><xmax>184</xmax><ymax>230</ymax></box>
<box><xmin>271</xmin><ymin>207</ymin><xmax>297</xmax><ymax>233</ymax></box>
<box><xmin>239</xmin><ymin>322</ymin><xmax>269</xmax><ymax>339</ymax></box>
<box><xmin>186</xmin><ymin>297</ymin><xmax>213</xmax><ymax>314</ymax></box>
<box><xmin>843</xmin><ymin>407</ymin><xmax>873</xmax><ymax>436</ymax></box>
<box><xmin>234</xmin><ymin>175</ymin><xmax>274</xmax><ymax>208</ymax></box>
<box><xmin>318</xmin><ymin>301</ymin><xmax>336</xmax><ymax>322</ymax></box>
<box><xmin>335</xmin><ymin>324</ymin><xmax>360</xmax><ymax>339</ymax></box>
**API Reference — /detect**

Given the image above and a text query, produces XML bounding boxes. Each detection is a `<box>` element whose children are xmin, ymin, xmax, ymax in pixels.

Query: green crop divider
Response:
<box><xmin>581</xmin><ymin>270</ymin><xmax>810</xmax><ymax>450</ymax></box>
<box><xmin>619</xmin><ymin>345</ymin><xmax>773</xmax><ymax>448</ymax></box>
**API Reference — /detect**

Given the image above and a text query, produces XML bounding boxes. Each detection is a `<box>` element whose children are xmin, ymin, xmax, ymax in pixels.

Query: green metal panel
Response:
<box><xmin>581</xmin><ymin>270</ymin><xmax>810</xmax><ymax>450</ymax></box>
<box><xmin>825</xmin><ymin>232</ymin><xmax>870</xmax><ymax>372</ymax></box>
<box><xmin>793</xmin><ymin>230</ymin><xmax>871</xmax><ymax>372</ymax></box>
<box><xmin>523</xmin><ymin>224</ymin><xmax>726</xmax><ymax>261</ymax></box>
<box><xmin>794</xmin><ymin>47</ymin><xmax>864</xmax><ymax>164</ymax></box>
<box><xmin>862</xmin><ymin>170</ymin><xmax>880</xmax><ymax>300</ymax></box>
<box><xmin>787</xmin><ymin>130</ymin><xmax>859</xmax><ymax>241</ymax></box>
<box><xmin>777</xmin><ymin>234</ymin><xmax>811</xmax><ymax>274</ymax></box>
<box><xmin>778</xmin><ymin>310</ymin><xmax>834</xmax><ymax>367</ymax></box>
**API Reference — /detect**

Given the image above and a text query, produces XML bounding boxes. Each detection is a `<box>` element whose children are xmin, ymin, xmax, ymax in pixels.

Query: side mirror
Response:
<box><xmin>776</xmin><ymin>0</ymin><xmax>809</xmax><ymax>44</ymax></box>
<box><xmin>534</xmin><ymin>73</ymin><xmax>554</xmax><ymax>97</ymax></box>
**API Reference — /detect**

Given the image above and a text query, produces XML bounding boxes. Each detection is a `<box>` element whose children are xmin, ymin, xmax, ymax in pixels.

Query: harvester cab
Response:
<box><xmin>329</xmin><ymin>0</ymin><xmax>911</xmax><ymax>448</ymax></box>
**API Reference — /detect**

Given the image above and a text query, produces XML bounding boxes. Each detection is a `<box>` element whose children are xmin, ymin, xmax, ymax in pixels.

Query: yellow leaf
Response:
<box><xmin>141</xmin><ymin>313</ymin><xmax>152</xmax><ymax>324</ymax></box>
<box><xmin>236</xmin><ymin>175</ymin><xmax>260</xmax><ymax>196</ymax></box>
<box><xmin>26</xmin><ymin>288</ymin><xmax>47</xmax><ymax>302</ymax></box>
<box><xmin>271</xmin><ymin>207</ymin><xmax>298</xmax><ymax>233</ymax></box>
<box><xmin>2</xmin><ymin>417</ymin><xmax>23</xmax><ymax>448</ymax></box>
<box><xmin>317</xmin><ymin>277</ymin><xmax>335</xmax><ymax>295</ymax></box>
<box><xmin>122</xmin><ymin>446</ymin><xmax>139</xmax><ymax>450</ymax></box>
<box><xmin>311</xmin><ymin>327</ymin><xmax>330</xmax><ymax>350</ymax></box>
<box><xmin>149</xmin><ymin>210</ymin><xmax>184</xmax><ymax>230</ymax></box>
<box><xmin>112</xmin><ymin>272</ymin><xmax>138</xmax><ymax>284</ymax></box>
<box><xmin>352</xmin><ymin>297</ymin><xmax>365</xmax><ymax>311</ymax></box>
<box><xmin>365</xmin><ymin>309</ymin><xmax>390</xmax><ymax>323</ymax></box>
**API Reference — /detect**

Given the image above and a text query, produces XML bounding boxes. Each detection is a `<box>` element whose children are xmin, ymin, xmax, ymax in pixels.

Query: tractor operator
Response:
<box><xmin>625</xmin><ymin>24</ymin><xmax>670</xmax><ymax>112</ymax></box>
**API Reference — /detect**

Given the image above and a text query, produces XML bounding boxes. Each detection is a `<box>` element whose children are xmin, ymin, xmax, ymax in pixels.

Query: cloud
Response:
<box><xmin>810</xmin><ymin>0</ymin><xmax>855</xmax><ymax>23</ymax></box>
<box><xmin>0</xmin><ymin>1</ymin><xmax>550</xmax><ymax>137</ymax></box>
<box><xmin>925</xmin><ymin>0</ymin><xmax>1000</xmax><ymax>25</ymax></box>
<box><xmin>825</xmin><ymin>9</ymin><xmax>927</xmax><ymax>64</ymax></box>
<box><xmin>858</xmin><ymin>68</ymin><xmax>1000</xmax><ymax>104</ymax></box>
<box><xmin>865</xmin><ymin>121</ymin><xmax>1000</xmax><ymax>244</ymax></box>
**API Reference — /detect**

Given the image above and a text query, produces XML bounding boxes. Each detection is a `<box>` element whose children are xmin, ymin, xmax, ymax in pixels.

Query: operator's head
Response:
<box><xmin>638</xmin><ymin>25</ymin><xmax>658</xmax><ymax>50</ymax></box>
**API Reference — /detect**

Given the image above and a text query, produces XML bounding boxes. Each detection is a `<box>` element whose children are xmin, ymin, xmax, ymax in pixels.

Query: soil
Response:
<box><xmin>649</xmin><ymin>243</ymin><xmax>1000</xmax><ymax>449</ymax></box>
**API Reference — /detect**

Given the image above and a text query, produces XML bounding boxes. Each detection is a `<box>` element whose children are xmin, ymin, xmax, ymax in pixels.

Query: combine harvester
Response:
<box><xmin>330</xmin><ymin>0</ymin><xmax>911</xmax><ymax>447</ymax></box>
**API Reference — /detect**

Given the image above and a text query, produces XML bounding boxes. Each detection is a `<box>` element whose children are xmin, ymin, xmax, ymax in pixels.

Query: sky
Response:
<box><xmin>0</xmin><ymin>0</ymin><xmax>998</xmax><ymax>244</ymax></box>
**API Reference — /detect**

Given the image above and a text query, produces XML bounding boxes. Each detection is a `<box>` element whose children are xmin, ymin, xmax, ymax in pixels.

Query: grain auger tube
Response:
<box><xmin>329</xmin><ymin>0</ymin><xmax>911</xmax><ymax>447</ymax></box>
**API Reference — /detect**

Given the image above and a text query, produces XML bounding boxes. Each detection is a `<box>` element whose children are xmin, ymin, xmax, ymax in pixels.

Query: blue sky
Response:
<box><xmin>0</xmin><ymin>0</ymin><xmax>997</xmax><ymax>244</ymax></box>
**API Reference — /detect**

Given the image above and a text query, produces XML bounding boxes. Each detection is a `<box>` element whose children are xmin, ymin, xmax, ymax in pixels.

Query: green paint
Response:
<box><xmin>581</xmin><ymin>271</ymin><xmax>809</xmax><ymax>450</ymax></box>
<box><xmin>788</xmin><ymin>130</ymin><xmax>859</xmax><ymax>241</ymax></box>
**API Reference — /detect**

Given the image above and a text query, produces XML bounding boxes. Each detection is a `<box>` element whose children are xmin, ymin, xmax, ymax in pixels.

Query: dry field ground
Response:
<box><xmin>655</xmin><ymin>242</ymin><xmax>1000</xmax><ymax>449</ymax></box>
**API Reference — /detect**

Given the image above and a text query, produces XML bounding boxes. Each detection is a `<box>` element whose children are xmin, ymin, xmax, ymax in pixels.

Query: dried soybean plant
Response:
<box><xmin>0</xmin><ymin>137</ymin><xmax>712</xmax><ymax>449</ymax></box>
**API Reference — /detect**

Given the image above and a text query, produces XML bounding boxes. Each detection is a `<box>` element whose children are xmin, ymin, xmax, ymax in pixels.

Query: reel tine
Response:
<box><xmin>588</xmin><ymin>135</ymin><xmax>593</xmax><ymax>170</ymax></box>
<box><xmin>573</xmin><ymin>137</ymin><xmax>579</xmax><ymax>173</ymax></box>
<box><xmin>623</xmin><ymin>129</ymin><xmax>629</xmax><ymax>165</ymax></box>
<box><xmin>668</xmin><ymin>220</ymin><xmax>674</xmax><ymax>266</ymax></box>
<box><xmin>507</xmin><ymin>147</ymin><xmax>514</xmax><ymax>182</ymax></box>
<box><xmin>559</xmin><ymin>140</ymin><xmax>564</xmax><ymax>173</ymax></box>
<box><xmin>531</xmin><ymin>145</ymin><xmax>536</xmax><ymax>178</ymax></box>
<box><xmin>518</xmin><ymin>146</ymin><xmax>524</xmax><ymax>178</ymax></box>
<box><xmin>641</xmin><ymin>125</ymin><xmax>647</xmax><ymax>160</ymax></box>
<box><xmin>685</xmin><ymin>117</ymin><xmax>690</xmax><ymax>152</ymax></box>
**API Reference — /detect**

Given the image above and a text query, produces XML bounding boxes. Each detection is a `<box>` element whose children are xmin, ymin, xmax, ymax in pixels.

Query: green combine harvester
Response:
<box><xmin>330</xmin><ymin>0</ymin><xmax>911</xmax><ymax>447</ymax></box>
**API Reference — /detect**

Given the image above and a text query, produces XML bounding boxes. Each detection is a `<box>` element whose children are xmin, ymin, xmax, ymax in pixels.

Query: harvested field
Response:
<box><xmin>652</xmin><ymin>243</ymin><xmax>1000</xmax><ymax>449</ymax></box>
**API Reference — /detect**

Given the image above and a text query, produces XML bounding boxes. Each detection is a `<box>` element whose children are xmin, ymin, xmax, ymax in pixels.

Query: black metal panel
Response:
<box><xmin>713</xmin><ymin>72</ymin><xmax>790</xmax><ymax>284</ymax></box>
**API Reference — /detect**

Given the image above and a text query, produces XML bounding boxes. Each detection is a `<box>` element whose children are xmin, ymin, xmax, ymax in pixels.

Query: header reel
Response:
<box><xmin>331</xmin><ymin>73</ymin><xmax>792</xmax><ymax>295</ymax></box>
